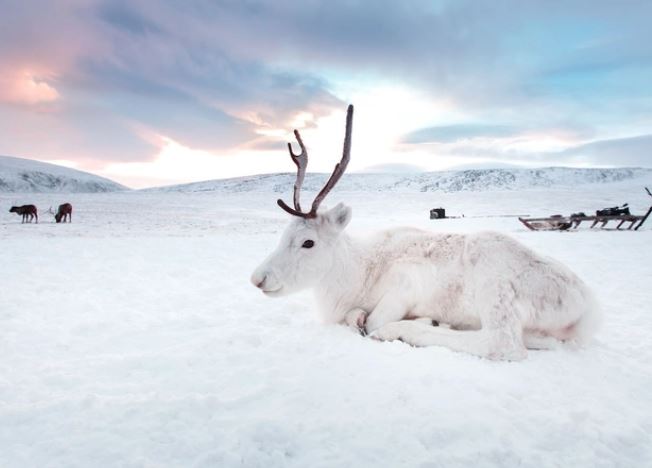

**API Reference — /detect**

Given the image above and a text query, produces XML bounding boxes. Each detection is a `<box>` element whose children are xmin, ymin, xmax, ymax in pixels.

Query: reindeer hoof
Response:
<box><xmin>357</xmin><ymin>314</ymin><xmax>368</xmax><ymax>336</ymax></box>
<box><xmin>370</xmin><ymin>323</ymin><xmax>403</xmax><ymax>342</ymax></box>
<box><xmin>345</xmin><ymin>309</ymin><xmax>368</xmax><ymax>336</ymax></box>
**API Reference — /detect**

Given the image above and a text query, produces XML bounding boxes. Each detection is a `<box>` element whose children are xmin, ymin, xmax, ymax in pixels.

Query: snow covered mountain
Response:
<box><xmin>147</xmin><ymin>167</ymin><xmax>652</xmax><ymax>193</ymax></box>
<box><xmin>0</xmin><ymin>155</ymin><xmax>127</xmax><ymax>192</ymax></box>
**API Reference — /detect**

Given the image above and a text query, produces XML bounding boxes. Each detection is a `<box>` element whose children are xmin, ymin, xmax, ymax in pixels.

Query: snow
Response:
<box><xmin>146</xmin><ymin>167</ymin><xmax>652</xmax><ymax>194</ymax></box>
<box><xmin>0</xmin><ymin>155</ymin><xmax>127</xmax><ymax>193</ymax></box>
<box><xmin>1</xmin><ymin>175</ymin><xmax>652</xmax><ymax>467</ymax></box>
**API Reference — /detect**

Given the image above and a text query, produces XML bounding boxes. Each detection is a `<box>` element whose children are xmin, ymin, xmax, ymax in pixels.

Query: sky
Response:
<box><xmin>1</xmin><ymin>0</ymin><xmax>651</xmax><ymax>188</ymax></box>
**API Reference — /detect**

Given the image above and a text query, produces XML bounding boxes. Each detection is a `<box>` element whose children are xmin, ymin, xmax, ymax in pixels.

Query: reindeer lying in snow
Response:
<box><xmin>251</xmin><ymin>105</ymin><xmax>601</xmax><ymax>360</ymax></box>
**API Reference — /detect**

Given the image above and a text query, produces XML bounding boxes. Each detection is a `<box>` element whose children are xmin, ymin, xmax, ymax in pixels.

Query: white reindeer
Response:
<box><xmin>251</xmin><ymin>105</ymin><xmax>601</xmax><ymax>360</ymax></box>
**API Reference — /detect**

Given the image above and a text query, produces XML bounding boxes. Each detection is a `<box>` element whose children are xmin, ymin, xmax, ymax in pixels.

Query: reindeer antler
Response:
<box><xmin>288</xmin><ymin>129</ymin><xmax>308</xmax><ymax>212</ymax></box>
<box><xmin>277</xmin><ymin>104</ymin><xmax>353</xmax><ymax>218</ymax></box>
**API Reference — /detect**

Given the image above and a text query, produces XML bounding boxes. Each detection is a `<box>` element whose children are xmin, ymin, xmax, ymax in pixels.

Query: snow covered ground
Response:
<box><xmin>1</xmin><ymin>177</ymin><xmax>651</xmax><ymax>467</ymax></box>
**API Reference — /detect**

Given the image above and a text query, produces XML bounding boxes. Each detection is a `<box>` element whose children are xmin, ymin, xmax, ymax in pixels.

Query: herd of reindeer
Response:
<box><xmin>8</xmin><ymin>203</ymin><xmax>73</xmax><ymax>224</ymax></box>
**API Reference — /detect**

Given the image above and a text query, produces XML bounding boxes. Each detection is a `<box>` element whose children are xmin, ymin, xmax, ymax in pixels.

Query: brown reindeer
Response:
<box><xmin>9</xmin><ymin>205</ymin><xmax>38</xmax><ymax>223</ymax></box>
<box><xmin>54</xmin><ymin>203</ymin><xmax>73</xmax><ymax>223</ymax></box>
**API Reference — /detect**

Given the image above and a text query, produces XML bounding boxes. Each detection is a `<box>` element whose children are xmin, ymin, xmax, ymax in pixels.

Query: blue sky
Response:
<box><xmin>0</xmin><ymin>0</ymin><xmax>650</xmax><ymax>187</ymax></box>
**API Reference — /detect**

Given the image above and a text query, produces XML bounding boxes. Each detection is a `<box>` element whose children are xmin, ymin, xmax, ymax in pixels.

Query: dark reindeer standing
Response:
<box><xmin>54</xmin><ymin>203</ymin><xmax>73</xmax><ymax>223</ymax></box>
<box><xmin>9</xmin><ymin>205</ymin><xmax>38</xmax><ymax>223</ymax></box>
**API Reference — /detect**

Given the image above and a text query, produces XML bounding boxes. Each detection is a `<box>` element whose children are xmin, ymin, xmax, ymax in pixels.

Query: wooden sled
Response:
<box><xmin>519</xmin><ymin>188</ymin><xmax>652</xmax><ymax>232</ymax></box>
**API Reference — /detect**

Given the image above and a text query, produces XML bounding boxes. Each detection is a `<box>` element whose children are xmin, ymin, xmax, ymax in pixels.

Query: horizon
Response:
<box><xmin>3</xmin><ymin>153</ymin><xmax>650</xmax><ymax>191</ymax></box>
<box><xmin>1</xmin><ymin>1</ymin><xmax>651</xmax><ymax>188</ymax></box>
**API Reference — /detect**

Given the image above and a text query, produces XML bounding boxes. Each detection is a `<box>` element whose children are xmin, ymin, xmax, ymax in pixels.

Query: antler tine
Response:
<box><xmin>278</xmin><ymin>129</ymin><xmax>310</xmax><ymax>217</ymax></box>
<box><xmin>645</xmin><ymin>187</ymin><xmax>651</xmax><ymax>197</ymax></box>
<box><xmin>288</xmin><ymin>130</ymin><xmax>308</xmax><ymax>211</ymax></box>
<box><xmin>308</xmin><ymin>104</ymin><xmax>353</xmax><ymax>217</ymax></box>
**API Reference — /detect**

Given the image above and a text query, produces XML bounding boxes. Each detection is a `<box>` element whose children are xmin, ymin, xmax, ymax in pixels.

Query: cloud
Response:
<box><xmin>0</xmin><ymin>70</ymin><xmax>59</xmax><ymax>105</ymax></box>
<box><xmin>403</xmin><ymin>125</ymin><xmax>520</xmax><ymax>144</ymax></box>
<box><xmin>0</xmin><ymin>0</ymin><xmax>651</xmax><ymax>180</ymax></box>
<box><xmin>395</xmin><ymin>132</ymin><xmax>652</xmax><ymax>169</ymax></box>
<box><xmin>0</xmin><ymin>0</ymin><xmax>345</xmax><ymax>170</ymax></box>
<box><xmin>97</xmin><ymin>1</ymin><xmax>163</xmax><ymax>36</ymax></box>
<box><xmin>0</xmin><ymin>103</ymin><xmax>158</xmax><ymax>167</ymax></box>
<box><xmin>362</xmin><ymin>163</ymin><xmax>425</xmax><ymax>173</ymax></box>
<box><xmin>560</xmin><ymin>135</ymin><xmax>652</xmax><ymax>167</ymax></box>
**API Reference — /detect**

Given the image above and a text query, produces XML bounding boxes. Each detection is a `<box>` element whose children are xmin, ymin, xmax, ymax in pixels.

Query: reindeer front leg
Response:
<box><xmin>343</xmin><ymin>308</ymin><xmax>368</xmax><ymax>335</ymax></box>
<box><xmin>363</xmin><ymin>294</ymin><xmax>412</xmax><ymax>335</ymax></box>
<box><xmin>373</xmin><ymin>320</ymin><xmax>527</xmax><ymax>361</ymax></box>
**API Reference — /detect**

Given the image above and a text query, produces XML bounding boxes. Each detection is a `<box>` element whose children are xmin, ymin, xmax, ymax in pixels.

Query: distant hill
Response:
<box><xmin>145</xmin><ymin>167</ymin><xmax>652</xmax><ymax>193</ymax></box>
<box><xmin>0</xmin><ymin>155</ymin><xmax>128</xmax><ymax>192</ymax></box>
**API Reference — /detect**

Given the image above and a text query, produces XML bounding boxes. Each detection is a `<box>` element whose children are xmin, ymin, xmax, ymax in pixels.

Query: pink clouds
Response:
<box><xmin>0</xmin><ymin>70</ymin><xmax>60</xmax><ymax>105</ymax></box>
<box><xmin>0</xmin><ymin>0</ymin><xmax>650</xmax><ymax>184</ymax></box>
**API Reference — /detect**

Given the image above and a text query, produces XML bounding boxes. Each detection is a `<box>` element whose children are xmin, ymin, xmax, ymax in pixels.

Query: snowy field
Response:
<box><xmin>1</xmin><ymin>179</ymin><xmax>652</xmax><ymax>467</ymax></box>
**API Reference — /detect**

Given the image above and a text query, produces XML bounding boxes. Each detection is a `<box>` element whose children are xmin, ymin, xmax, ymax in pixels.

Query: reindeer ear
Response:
<box><xmin>323</xmin><ymin>203</ymin><xmax>352</xmax><ymax>231</ymax></box>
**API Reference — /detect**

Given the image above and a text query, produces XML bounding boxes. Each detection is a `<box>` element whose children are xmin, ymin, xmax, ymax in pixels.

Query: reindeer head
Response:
<box><xmin>251</xmin><ymin>105</ymin><xmax>354</xmax><ymax>296</ymax></box>
<box><xmin>47</xmin><ymin>206</ymin><xmax>61</xmax><ymax>222</ymax></box>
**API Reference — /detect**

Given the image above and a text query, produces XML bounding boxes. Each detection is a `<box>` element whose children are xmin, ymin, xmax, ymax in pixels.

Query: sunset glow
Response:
<box><xmin>0</xmin><ymin>70</ymin><xmax>59</xmax><ymax>105</ymax></box>
<box><xmin>1</xmin><ymin>1</ymin><xmax>650</xmax><ymax>188</ymax></box>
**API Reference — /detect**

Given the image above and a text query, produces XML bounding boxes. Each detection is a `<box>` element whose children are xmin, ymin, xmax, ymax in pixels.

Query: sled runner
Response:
<box><xmin>519</xmin><ymin>187</ymin><xmax>652</xmax><ymax>231</ymax></box>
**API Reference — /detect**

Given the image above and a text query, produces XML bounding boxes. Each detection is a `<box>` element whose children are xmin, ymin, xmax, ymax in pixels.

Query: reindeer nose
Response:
<box><xmin>251</xmin><ymin>271</ymin><xmax>267</xmax><ymax>289</ymax></box>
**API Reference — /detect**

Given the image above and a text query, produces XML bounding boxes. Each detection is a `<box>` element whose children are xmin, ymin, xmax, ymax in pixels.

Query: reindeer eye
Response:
<box><xmin>302</xmin><ymin>240</ymin><xmax>315</xmax><ymax>249</ymax></box>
